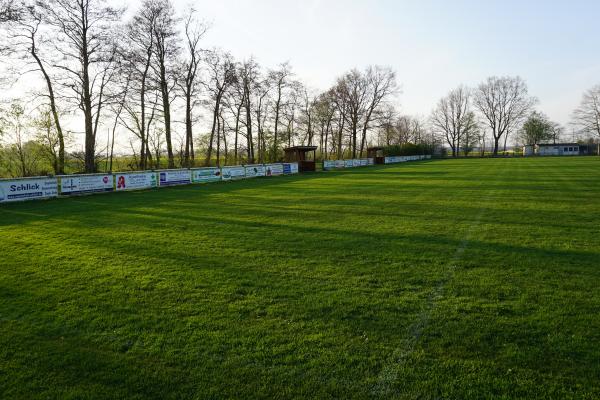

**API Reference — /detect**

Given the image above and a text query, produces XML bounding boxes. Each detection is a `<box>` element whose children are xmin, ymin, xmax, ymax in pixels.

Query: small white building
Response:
<box><xmin>523</xmin><ymin>143</ymin><xmax>582</xmax><ymax>156</ymax></box>
<box><xmin>523</xmin><ymin>145</ymin><xmax>535</xmax><ymax>156</ymax></box>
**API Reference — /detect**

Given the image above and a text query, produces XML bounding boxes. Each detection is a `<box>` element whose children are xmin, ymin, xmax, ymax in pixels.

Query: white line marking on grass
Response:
<box><xmin>372</xmin><ymin>165</ymin><xmax>502</xmax><ymax>396</ymax></box>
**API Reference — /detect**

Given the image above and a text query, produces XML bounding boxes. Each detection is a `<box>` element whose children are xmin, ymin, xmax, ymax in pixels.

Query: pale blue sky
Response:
<box><xmin>169</xmin><ymin>0</ymin><xmax>600</xmax><ymax>126</ymax></box>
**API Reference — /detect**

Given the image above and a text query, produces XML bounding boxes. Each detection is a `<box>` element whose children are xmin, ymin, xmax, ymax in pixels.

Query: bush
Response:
<box><xmin>382</xmin><ymin>143</ymin><xmax>434</xmax><ymax>156</ymax></box>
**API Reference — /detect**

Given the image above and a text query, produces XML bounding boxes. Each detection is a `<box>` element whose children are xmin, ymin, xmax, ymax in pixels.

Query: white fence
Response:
<box><xmin>0</xmin><ymin>155</ymin><xmax>431</xmax><ymax>204</ymax></box>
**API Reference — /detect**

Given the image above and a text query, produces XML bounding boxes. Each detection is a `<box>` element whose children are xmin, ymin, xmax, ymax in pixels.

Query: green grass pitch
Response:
<box><xmin>1</xmin><ymin>157</ymin><xmax>599</xmax><ymax>399</ymax></box>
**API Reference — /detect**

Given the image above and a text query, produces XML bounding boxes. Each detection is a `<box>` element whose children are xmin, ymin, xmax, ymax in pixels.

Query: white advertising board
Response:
<box><xmin>345</xmin><ymin>160</ymin><xmax>354</xmax><ymax>168</ymax></box>
<box><xmin>221</xmin><ymin>166</ymin><xmax>246</xmax><ymax>181</ymax></box>
<box><xmin>191</xmin><ymin>168</ymin><xmax>221</xmax><ymax>183</ymax></box>
<box><xmin>323</xmin><ymin>160</ymin><xmax>336</xmax><ymax>170</ymax></box>
<box><xmin>244</xmin><ymin>164</ymin><xmax>266</xmax><ymax>178</ymax></box>
<box><xmin>0</xmin><ymin>177</ymin><xmax>58</xmax><ymax>203</ymax></box>
<box><xmin>60</xmin><ymin>174</ymin><xmax>113</xmax><ymax>195</ymax></box>
<box><xmin>368</xmin><ymin>158</ymin><xmax>375</xmax><ymax>165</ymax></box>
<box><xmin>115</xmin><ymin>172</ymin><xmax>157</xmax><ymax>191</ymax></box>
<box><xmin>158</xmin><ymin>169</ymin><xmax>191</xmax><ymax>186</ymax></box>
<box><xmin>360</xmin><ymin>158</ymin><xmax>368</xmax><ymax>166</ymax></box>
<box><xmin>335</xmin><ymin>160</ymin><xmax>345</xmax><ymax>169</ymax></box>
<box><xmin>283</xmin><ymin>163</ymin><xmax>299</xmax><ymax>174</ymax></box>
<box><xmin>352</xmin><ymin>159</ymin><xmax>361</xmax><ymax>167</ymax></box>
<box><xmin>265</xmin><ymin>164</ymin><xmax>284</xmax><ymax>176</ymax></box>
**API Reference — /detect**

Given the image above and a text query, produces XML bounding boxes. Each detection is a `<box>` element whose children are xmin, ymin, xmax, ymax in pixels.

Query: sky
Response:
<box><xmin>162</xmin><ymin>0</ymin><xmax>600</xmax><ymax>128</ymax></box>
<box><xmin>3</xmin><ymin>0</ymin><xmax>599</xmax><ymax>151</ymax></box>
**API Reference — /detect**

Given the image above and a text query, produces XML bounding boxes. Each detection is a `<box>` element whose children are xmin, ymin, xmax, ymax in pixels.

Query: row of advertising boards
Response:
<box><xmin>323</xmin><ymin>155</ymin><xmax>431</xmax><ymax>170</ymax></box>
<box><xmin>0</xmin><ymin>163</ymin><xmax>299</xmax><ymax>203</ymax></box>
<box><xmin>0</xmin><ymin>156</ymin><xmax>431</xmax><ymax>204</ymax></box>
<box><xmin>385</xmin><ymin>155</ymin><xmax>431</xmax><ymax>164</ymax></box>
<box><xmin>323</xmin><ymin>158</ymin><xmax>374</xmax><ymax>170</ymax></box>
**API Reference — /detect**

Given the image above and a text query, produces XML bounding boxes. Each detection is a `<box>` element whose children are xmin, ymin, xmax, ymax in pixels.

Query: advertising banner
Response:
<box><xmin>265</xmin><ymin>164</ymin><xmax>284</xmax><ymax>176</ymax></box>
<box><xmin>323</xmin><ymin>160</ymin><xmax>336</xmax><ymax>170</ymax></box>
<box><xmin>368</xmin><ymin>158</ymin><xmax>375</xmax><ymax>165</ymax></box>
<box><xmin>360</xmin><ymin>159</ymin><xmax>368</xmax><ymax>166</ymax></box>
<box><xmin>191</xmin><ymin>168</ymin><xmax>221</xmax><ymax>183</ymax></box>
<box><xmin>0</xmin><ymin>177</ymin><xmax>58</xmax><ymax>203</ymax></box>
<box><xmin>221</xmin><ymin>166</ymin><xmax>246</xmax><ymax>181</ymax></box>
<box><xmin>345</xmin><ymin>160</ymin><xmax>354</xmax><ymax>168</ymax></box>
<box><xmin>60</xmin><ymin>174</ymin><xmax>113</xmax><ymax>195</ymax></box>
<box><xmin>283</xmin><ymin>163</ymin><xmax>299</xmax><ymax>174</ymax></box>
<box><xmin>352</xmin><ymin>159</ymin><xmax>361</xmax><ymax>167</ymax></box>
<box><xmin>244</xmin><ymin>164</ymin><xmax>266</xmax><ymax>178</ymax></box>
<box><xmin>158</xmin><ymin>169</ymin><xmax>191</xmax><ymax>187</ymax></box>
<box><xmin>115</xmin><ymin>172</ymin><xmax>157</xmax><ymax>191</ymax></box>
<box><xmin>335</xmin><ymin>160</ymin><xmax>345</xmax><ymax>169</ymax></box>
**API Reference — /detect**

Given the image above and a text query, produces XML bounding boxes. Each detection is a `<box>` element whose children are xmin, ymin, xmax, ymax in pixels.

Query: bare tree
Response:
<box><xmin>179</xmin><ymin>9</ymin><xmax>207</xmax><ymax>167</ymax></box>
<box><xmin>431</xmin><ymin>86</ymin><xmax>477</xmax><ymax>157</ymax></box>
<box><xmin>254</xmin><ymin>76</ymin><xmax>271</xmax><ymax>162</ymax></box>
<box><xmin>1</xmin><ymin>2</ymin><xmax>68</xmax><ymax>173</ymax></box>
<box><xmin>268</xmin><ymin>62</ymin><xmax>293</xmax><ymax>160</ymax></box>
<box><xmin>572</xmin><ymin>85</ymin><xmax>600</xmax><ymax>150</ymax></box>
<box><xmin>359</xmin><ymin>66</ymin><xmax>397</xmax><ymax>156</ymax></box>
<box><xmin>118</xmin><ymin>0</ymin><xmax>162</xmax><ymax>170</ymax></box>
<box><xmin>40</xmin><ymin>0</ymin><xmax>122</xmax><ymax>173</ymax></box>
<box><xmin>473</xmin><ymin>76</ymin><xmax>535</xmax><ymax>156</ymax></box>
<box><xmin>223</xmin><ymin>71</ymin><xmax>245</xmax><ymax>164</ymax></box>
<box><xmin>313</xmin><ymin>91</ymin><xmax>336</xmax><ymax>159</ymax></box>
<box><xmin>204</xmin><ymin>49</ymin><xmax>235</xmax><ymax>166</ymax></box>
<box><xmin>239</xmin><ymin>59</ymin><xmax>259</xmax><ymax>163</ymax></box>
<box><xmin>150</xmin><ymin>0</ymin><xmax>179</xmax><ymax>168</ymax></box>
<box><xmin>336</xmin><ymin>70</ymin><xmax>368</xmax><ymax>158</ymax></box>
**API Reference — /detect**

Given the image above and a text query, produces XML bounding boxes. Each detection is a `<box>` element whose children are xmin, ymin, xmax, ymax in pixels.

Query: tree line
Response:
<box><xmin>1</xmin><ymin>0</ymin><xmax>599</xmax><ymax>178</ymax></box>
<box><xmin>0</xmin><ymin>0</ymin><xmax>415</xmax><ymax>177</ymax></box>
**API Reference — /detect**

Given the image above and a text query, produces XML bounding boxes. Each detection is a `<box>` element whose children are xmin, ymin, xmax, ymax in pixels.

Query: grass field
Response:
<box><xmin>1</xmin><ymin>157</ymin><xmax>599</xmax><ymax>399</ymax></box>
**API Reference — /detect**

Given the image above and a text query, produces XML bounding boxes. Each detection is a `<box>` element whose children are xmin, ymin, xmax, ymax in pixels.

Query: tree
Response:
<box><xmin>204</xmin><ymin>49</ymin><xmax>236</xmax><ymax>166</ymax></box>
<box><xmin>268</xmin><ymin>62</ymin><xmax>293</xmax><ymax>160</ymax></box>
<box><xmin>431</xmin><ymin>86</ymin><xmax>477</xmax><ymax>157</ymax></box>
<box><xmin>336</xmin><ymin>70</ymin><xmax>367</xmax><ymax>158</ymax></box>
<box><xmin>460</xmin><ymin>112</ymin><xmax>480</xmax><ymax>156</ymax></box>
<box><xmin>150</xmin><ymin>0</ymin><xmax>179</xmax><ymax>168</ymax></box>
<box><xmin>33</xmin><ymin>106</ymin><xmax>71</xmax><ymax>174</ymax></box>
<box><xmin>519</xmin><ymin>111</ymin><xmax>553</xmax><ymax>146</ymax></box>
<box><xmin>0</xmin><ymin>102</ymin><xmax>40</xmax><ymax>176</ymax></box>
<box><xmin>0</xmin><ymin>0</ymin><xmax>18</xmax><ymax>23</ymax></box>
<box><xmin>239</xmin><ymin>59</ymin><xmax>259</xmax><ymax>163</ymax></box>
<box><xmin>359</xmin><ymin>66</ymin><xmax>397</xmax><ymax>157</ymax></box>
<box><xmin>40</xmin><ymin>0</ymin><xmax>122</xmax><ymax>173</ymax></box>
<box><xmin>118</xmin><ymin>0</ymin><xmax>162</xmax><ymax>170</ymax></box>
<box><xmin>572</xmin><ymin>85</ymin><xmax>600</xmax><ymax>146</ymax></box>
<box><xmin>473</xmin><ymin>76</ymin><xmax>535</xmax><ymax>156</ymax></box>
<box><xmin>0</xmin><ymin>2</ymin><xmax>68</xmax><ymax>173</ymax></box>
<box><xmin>179</xmin><ymin>9</ymin><xmax>206</xmax><ymax>167</ymax></box>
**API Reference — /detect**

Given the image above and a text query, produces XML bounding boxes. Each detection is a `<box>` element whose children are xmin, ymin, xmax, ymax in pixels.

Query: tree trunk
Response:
<box><xmin>160</xmin><ymin>63</ymin><xmax>174</xmax><ymax>168</ymax></box>
<box><xmin>493</xmin><ymin>136</ymin><xmax>501</xmax><ymax>156</ymax></box>
<box><xmin>205</xmin><ymin>92</ymin><xmax>222</xmax><ymax>166</ymax></box>
<box><xmin>30</xmin><ymin>40</ymin><xmax>65</xmax><ymax>174</ymax></box>
<box><xmin>82</xmin><ymin>37</ymin><xmax>96</xmax><ymax>173</ymax></box>
<box><xmin>184</xmin><ymin>90</ymin><xmax>193</xmax><ymax>167</ymax></box>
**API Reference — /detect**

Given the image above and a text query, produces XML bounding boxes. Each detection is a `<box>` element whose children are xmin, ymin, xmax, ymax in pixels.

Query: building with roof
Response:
<box><xmin>523</xmin><ymin>143</ymin><xmax>599</xmax><ymax>156</ymax></box>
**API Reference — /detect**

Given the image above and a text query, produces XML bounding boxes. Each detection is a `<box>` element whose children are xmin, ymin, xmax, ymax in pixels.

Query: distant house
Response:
<box><xmin>523</xmin><ymin>143</ymin><xmax>598</xmax><ymax>156</ymax></box>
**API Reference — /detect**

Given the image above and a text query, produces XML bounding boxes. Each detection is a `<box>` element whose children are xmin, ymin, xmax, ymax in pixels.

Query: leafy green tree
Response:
<box><xmin>520</xmin><ymin>111</ymin><xmax>554</xmax><ymax>145</ymax></box>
